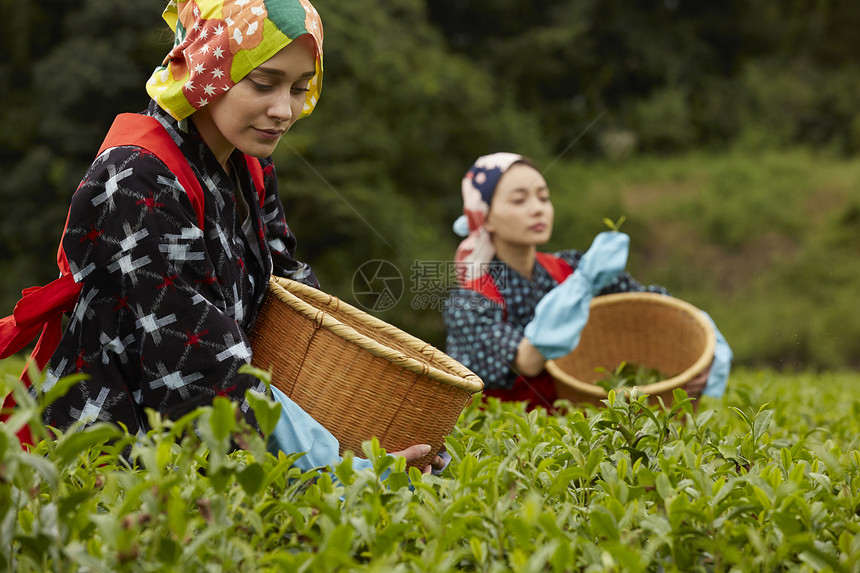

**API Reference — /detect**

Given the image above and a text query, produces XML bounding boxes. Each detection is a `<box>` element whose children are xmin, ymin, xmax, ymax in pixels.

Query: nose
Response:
<box><xmin>529</xmin><ymin>195</ymin><xmax>547</xmax><ymax>214</ymax></box>
<box><xmin>268</xmin><ymin>92</ymin><xmax>294</xmax><ymax>124</ymax></box>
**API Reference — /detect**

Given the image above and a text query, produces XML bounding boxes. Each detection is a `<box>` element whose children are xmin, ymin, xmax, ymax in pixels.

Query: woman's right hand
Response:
<box><xmin>391</xmin><ymin>444</ymin><xmax>446</xmax><ymax>474</ymax></box>
<box><xmin>514</xmin><ymin>336</ymin><xmax>546</xmax><ymax>377</ymax></box>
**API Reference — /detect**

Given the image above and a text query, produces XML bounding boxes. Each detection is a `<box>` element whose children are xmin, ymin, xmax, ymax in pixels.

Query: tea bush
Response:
<box><xmin>2</xmin><ymin>363</ymin><xmax>860</xmax><ymax>572</ymax></box>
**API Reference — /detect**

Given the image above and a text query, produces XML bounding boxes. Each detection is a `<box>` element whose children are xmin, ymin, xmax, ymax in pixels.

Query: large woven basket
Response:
<box><xmin>248</xmin><ymin>276</ymin><xmax>483</xmax><ymax>468</ymax></box>
<box><xmin>546</xmin><ymin>293</ymin><xmax>715</xmax><ymax>407</ymax></box>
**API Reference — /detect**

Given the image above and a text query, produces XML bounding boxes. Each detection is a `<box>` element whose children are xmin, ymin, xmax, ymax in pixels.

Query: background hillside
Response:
<box><xmin>2</xmin><ymin>0</ymin><xmax>859</xmax><ymax>369</ymax></box>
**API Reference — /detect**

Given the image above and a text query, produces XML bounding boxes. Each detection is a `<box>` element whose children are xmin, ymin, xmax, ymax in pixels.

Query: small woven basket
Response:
<box><xmin>248</xmin><ymin>276</ymin><xmax>483</xmax><ymax>468</ymax></box>
<box><xmin>546</xmin><ymin>293</ymin><xmax>715</xmax><ymax>407</ymax></box>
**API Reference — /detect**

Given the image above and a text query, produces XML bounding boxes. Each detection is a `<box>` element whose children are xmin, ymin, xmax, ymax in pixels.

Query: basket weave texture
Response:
<box><xmin>248</xmin><ymin>276</ymin><xmax>483</xmax><ymax>468</ymax></box>
<box><xmin>546</xmin><ymin>293</ymin><xmax>715</xmax><ymax>407</ymax></box>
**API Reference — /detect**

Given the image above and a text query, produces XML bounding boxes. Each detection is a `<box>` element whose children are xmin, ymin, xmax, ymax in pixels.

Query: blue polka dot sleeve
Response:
<box><xmin>442</xmin><ymin>289</ymin><xmax>522</xmax><ymax>390</ymax></box>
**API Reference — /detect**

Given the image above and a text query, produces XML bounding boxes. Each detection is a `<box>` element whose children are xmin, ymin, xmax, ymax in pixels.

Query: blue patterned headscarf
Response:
<box><xmin>453</xmin><ymin>152</ymin><xmax>524</xmax><ymax>284</ymax></box>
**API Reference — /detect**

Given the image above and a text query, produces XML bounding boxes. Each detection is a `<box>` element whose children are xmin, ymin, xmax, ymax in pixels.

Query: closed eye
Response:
<box><xmin>248</xmin><ymin>79</ymin><xmax>274</xmax><ymax>92</ymax></box>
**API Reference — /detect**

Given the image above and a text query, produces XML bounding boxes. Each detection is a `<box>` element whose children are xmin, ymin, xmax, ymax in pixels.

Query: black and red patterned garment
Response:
<box><xmin>42</xmin><ymin>100</ymin><xmax>317</xmax><ymax>435</ymax></box>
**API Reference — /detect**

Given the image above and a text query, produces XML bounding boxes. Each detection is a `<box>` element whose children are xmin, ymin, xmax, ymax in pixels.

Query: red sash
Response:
<box><xmin>463</xmin><ymin>252</ymin><xmax>574</xmax><ymax>409</ymax></box>
<box><xmin>0</xmin><ymin>113</ymin><xmax>265</xmax><ymax>445</ymax></box>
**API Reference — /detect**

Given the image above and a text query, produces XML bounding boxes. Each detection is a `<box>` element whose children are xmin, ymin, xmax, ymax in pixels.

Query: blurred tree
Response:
<box><xmin>426</xmin><ymin>0</ymin><xmax>860</xmax><ymax>155</ymax></box>
<box><xmin>0</xmin><ymin>0</ymin><xmax>164</xmax><ymax>309</ymax></box>
<box><xmin>426</xmin><ymin>0</ymin><xmax>744</xmax><ymax>154</ymax></box>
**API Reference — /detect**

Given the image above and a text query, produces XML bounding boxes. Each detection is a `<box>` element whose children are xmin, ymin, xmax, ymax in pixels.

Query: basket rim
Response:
<box><xmin>545</xmin><ymin>292</ymin><xmax>717</xmax><ymax>398</ymax></box>
<box><xmin>264</xmin><ymin>276</ymin><xmax>484</xmax><ymax>394</ymax></box>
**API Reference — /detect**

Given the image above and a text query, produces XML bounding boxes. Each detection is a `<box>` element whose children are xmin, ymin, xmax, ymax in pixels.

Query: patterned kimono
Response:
<box><xmin>443</xmin><ymin>250</ymin><xmax>668</xmax><ymax>394</ymax></box>
<box><xmin>42</xmin><ymin>101</ymin><xmax>317</xmax><ymax>435</ymax></box>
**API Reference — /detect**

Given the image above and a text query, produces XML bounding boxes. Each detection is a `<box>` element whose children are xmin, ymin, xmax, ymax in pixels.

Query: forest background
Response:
<box><xmin>2</xmin><ymin>0</ymin><xmax>859</xmax><ymax>371</ymax></box>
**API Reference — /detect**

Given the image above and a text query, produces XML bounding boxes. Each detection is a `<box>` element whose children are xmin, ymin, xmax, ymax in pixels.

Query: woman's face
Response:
<box><xmin>192</xmin><ymin>35</ymin><xmax>317</xmax><ymax>169</ymax></box>
<box><xmin>485</xmin><ymin>163</ymin><xmax>554</xmax><ymax>249</ymax></box>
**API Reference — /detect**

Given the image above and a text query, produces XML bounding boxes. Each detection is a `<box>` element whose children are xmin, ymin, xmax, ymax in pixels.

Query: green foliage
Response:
<box><xmin>0</xmin><ymin>0</ymin><xmax>164</xmax><ymax>311</ymax></box>
<box><xmin>594</xmin><ymin>362</ymin><xmax>665</xmax><ymax>393</ymax></box>
<box><xmin>3</xmin><ymin>360</ymin><xmax>860</xmax><ymax>571</ymax></box>
<box><xmin>633</xmin><ymin>86</ymin><xmax>696</xmax><ymax>151</ymax></box>
<box><xmin>428</xmin><ymin>0</ymin><xmax>860</xmax><ymax>157</ymax></box>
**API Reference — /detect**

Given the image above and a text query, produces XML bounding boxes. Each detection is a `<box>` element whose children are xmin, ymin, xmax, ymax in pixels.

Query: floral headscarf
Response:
<box><xmin>453</xmin><ymin>152</ymin><xmax>525</xmax><ymax>285</ymax></box>
<box><xmin>146</xmin><ymin>0</ymin><xmax>324</xmax><ymax>121</ymax></box>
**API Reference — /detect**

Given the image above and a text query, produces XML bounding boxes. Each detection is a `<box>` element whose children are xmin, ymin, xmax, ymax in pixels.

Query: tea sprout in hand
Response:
<box><xmin>602</xmin><ymin>215</ymin><xmax>627</xmax><ymax>232</ymax></box>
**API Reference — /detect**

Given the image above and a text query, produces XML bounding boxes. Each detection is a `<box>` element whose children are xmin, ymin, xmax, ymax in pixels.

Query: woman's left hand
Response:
<box><xmin>525</xmin><ymin>231</ymin><xmax>630</xmax><ymax>360</ymax></box>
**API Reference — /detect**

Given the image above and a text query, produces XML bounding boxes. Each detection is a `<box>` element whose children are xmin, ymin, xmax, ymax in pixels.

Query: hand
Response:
<box><xmin>514</xmin><ymin>336</ymin><xmax>546</xmax><ymax>377</ymax></box>
<box><xmin>391</xmin><ymin>444</ymin><xmax>446</xmax><ymax>474</ymax></box>
<box><xmin>524</xmin><ymin>232</ymin><xmax>630</xmax><ymax>360</ymax></box>
<box><xmin>429</xmin><ymin>452</ymin><xmax>448</xmax><ymax>474</ymax></box>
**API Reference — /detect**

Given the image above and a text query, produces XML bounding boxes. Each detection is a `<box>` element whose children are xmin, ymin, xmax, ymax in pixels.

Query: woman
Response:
<box><xmin>443</xmin><ymin>152</ymin><xmax>730</xmax><ymax>409</ymax></box>
<box><xmin>1</xmin><ymin>0</ymin><xmax>438</xmax><ymax>471</ymax></box>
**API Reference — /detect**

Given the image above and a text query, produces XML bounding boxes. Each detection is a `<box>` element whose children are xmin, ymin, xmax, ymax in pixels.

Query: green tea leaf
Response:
<box><xmin>588</xmin><ymin>505</ymin><xmax>619</xmax><ymax>540</ymax></box>
<box><xmin>209</xmin><ymin>396</ymin><xmax>235</xmax><ymax>442</ymax></box>
<box><xmin>386</xmin><ymin>470</ymin><xmax>410</xmax><ymax>491</ymax></box>
<box><xmin>585</xmin><ymin>448</ymin><xmax>605</xmax><ymax>479</ymax></box>
<box><xmin>245</xmin><ymin>389</ymin><xmax>281</xmax><ymax>437</ymax></box>
<box><xmin>42</xmin><ymin>373</ymin><xmax>87</xmax><ymax>408</ymax></box>
<box><xmin>238</xmin><ymin>363</ymin><xmax>272</xmax><ymax>385</ymax></box>
<box><xmin>655</xmin><ymin>472</ymin><xmax>675</xmax><ymax>500</ymax></box>
<box><xmin>237</xmin><ymin>462</ymin><xmax>265</xmax><ymax>496</ymax></box>
<box><xmin>166</xmin><ymin>486</ymin><xmax>186</xmax><ymax>541</ymax></box>
<box><xmin>753</xmin><ymin>408</ymin><xmax>774</xmax><ymax>441</ymax></box>
<box><xmin>602</xmin><ymin>215</ymin><xmax>627</xmax><ymax>232</ymax></box>
<box><xmin>53</xmin><ymin>424</ymin><xmax>123</xmax><ymax>467</ymax></box>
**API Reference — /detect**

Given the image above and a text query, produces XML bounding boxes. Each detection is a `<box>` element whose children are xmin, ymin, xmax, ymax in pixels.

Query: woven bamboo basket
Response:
<box><xmin>248</xmin><ymin>276</ymin><xmax>484</xmax><ymax>469</ymax></box>
<box><xmin>546</xmin><ymin>292</ymin><xmax>715</xmax><ymax>407</ymax></box>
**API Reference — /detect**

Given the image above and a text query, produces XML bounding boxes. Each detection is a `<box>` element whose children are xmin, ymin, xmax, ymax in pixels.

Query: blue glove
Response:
<box><xmin>267</xmin><ymin>385</ymin><xmax>377</xmax><ymax>473</ymax></box>
<box><xmin>700</xmin><ymin>312</ymin><xmax>733</xmax><ymax>398</ymax></box>
<box><xmin>524</xmin><ymin>232</ymin><xmax>630</xmax><ymax>360</ymax></box>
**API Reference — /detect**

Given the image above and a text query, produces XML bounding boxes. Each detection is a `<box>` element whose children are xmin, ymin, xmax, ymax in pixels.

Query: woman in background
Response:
<box><xmin>443</xmin><ymin>152</ymin><xmax>731</xmax><ymax>409</ymax></box>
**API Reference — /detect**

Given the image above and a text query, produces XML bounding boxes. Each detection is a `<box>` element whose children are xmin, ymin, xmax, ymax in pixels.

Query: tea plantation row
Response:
<box><xmin>2</xmin><ymin>365</ymin><xmax>860</xmax><ymax>572</ymax></box>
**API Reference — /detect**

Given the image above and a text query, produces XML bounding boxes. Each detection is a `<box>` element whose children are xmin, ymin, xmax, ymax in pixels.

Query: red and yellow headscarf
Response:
<box><xmin>146</xmin><ymin>0</ymin><xmax>324</xmax><ymax>120</ymax></box>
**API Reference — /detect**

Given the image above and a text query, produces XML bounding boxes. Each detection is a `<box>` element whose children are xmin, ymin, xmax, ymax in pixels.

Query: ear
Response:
<box><xmin>483</xmin><ymin>214</ymin><xmax>496</xmax><ymax>234</ymax></box>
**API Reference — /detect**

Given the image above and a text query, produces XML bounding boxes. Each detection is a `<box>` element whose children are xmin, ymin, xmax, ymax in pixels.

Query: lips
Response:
<box><xmin>253</xmin><ymin>127</ymin><xmax>285</xmax><ymax>141</ymax></box>
<box><xmin>529</xmin><ymin>223</ymin><xmax>547</xmax><ymax>232</ymax></box>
